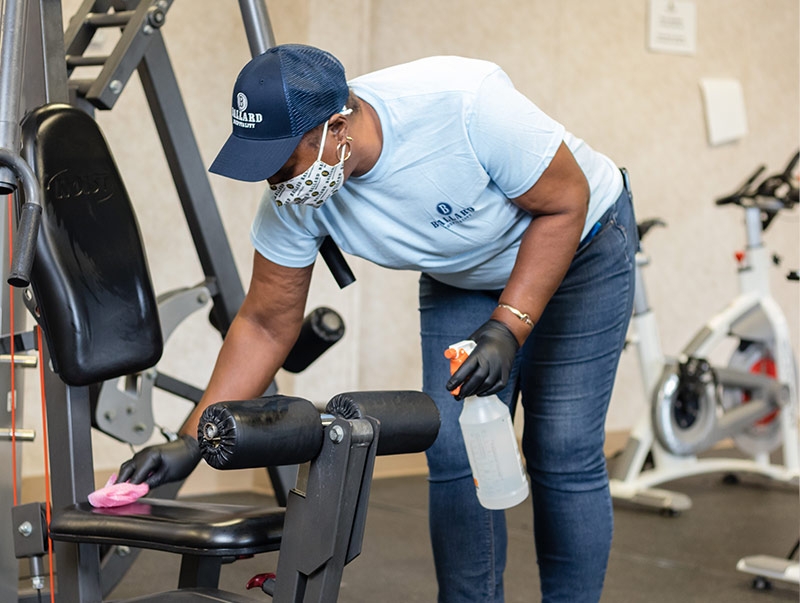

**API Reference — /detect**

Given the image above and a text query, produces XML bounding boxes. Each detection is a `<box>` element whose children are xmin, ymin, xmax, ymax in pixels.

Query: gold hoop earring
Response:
<box><xmin>337</xmin><ymin>139</ymin><xmax>352</xmax><ymax>162</ymax></box>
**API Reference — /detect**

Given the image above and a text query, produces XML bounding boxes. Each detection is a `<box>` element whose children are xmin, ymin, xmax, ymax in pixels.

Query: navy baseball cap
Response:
<box><xmin>209</xmin><ymin>44</ymin><xmax>349</xmax><ymax>182</ymax></box>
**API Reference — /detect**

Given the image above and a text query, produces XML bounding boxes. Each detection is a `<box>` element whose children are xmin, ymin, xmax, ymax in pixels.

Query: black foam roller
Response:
<box><xmin>325</xmin><ymin>391</ymin><xmax>440</xmax><ymax>456</ymax></box>
<box><xmin>282</xmin><ymin>307</ymin><xmax>345</xmax><ymax>373</ymax></box>
<box><xmin>198</xmin><ymin>395</ymin><xmax>323</xmax><ymax>470</ymax></box>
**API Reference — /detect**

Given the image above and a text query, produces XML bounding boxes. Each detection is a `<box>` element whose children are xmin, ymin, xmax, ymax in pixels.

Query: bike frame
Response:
<box><xmin>609</xmin><ymin>203</ymin><xmax>799</xmax><ymax>512</ymax></box>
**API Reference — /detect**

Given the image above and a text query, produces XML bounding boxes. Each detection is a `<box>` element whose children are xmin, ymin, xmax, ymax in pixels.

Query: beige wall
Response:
<box><xmin>19</xmin><ymin>0</ymin><xmax>800</xmax><ymax>476</ymax></box>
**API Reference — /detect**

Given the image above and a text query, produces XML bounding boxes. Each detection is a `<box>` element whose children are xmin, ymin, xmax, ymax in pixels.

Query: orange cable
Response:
<box><xmin>37</xmin><ymin>326</ymin><xmax>56</xmax><ymax>603</ymax></box>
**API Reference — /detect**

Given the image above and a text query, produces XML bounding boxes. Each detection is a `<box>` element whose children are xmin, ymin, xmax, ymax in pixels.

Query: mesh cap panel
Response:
<box><xmin>280</xmin><ymin>46</ymin><xmax>349</xmax><ymax>135</ymax></box>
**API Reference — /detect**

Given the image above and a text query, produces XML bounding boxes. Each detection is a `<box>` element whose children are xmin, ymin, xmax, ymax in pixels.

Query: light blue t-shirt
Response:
<box><xmin>251</xmin><ymin>56</ymin><xmax>622</xmax><ymax>290</ymax></box>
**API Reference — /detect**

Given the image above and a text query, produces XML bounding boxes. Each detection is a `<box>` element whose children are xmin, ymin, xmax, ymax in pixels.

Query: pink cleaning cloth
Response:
<box><xmin>88</xmin><ymin>474</ymin><xmax>150</xmax><ymax>508</ymax></box>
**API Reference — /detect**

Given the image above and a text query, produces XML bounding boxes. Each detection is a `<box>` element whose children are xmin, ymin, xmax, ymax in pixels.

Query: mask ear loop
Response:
<box><xmin>316</xmin><ymin>120</ymin><xmax>330</xmax><ymax>162</ymax></box>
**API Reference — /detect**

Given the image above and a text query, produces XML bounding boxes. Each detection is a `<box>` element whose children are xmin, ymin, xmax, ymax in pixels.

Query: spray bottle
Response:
<box><xmin>445</xmin><ymin>340</ymin><xmax>529</xmax><ymax>510</ymax></box>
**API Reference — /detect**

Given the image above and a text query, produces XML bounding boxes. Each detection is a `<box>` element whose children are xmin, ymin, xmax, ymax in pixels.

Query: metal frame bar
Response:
<box><xmin>137</xmin><ymin>34</ymin><xmax>245</xmax><ymax>328</ymax></box>
<box><xmin>1</xmin><ymin>1</ymin><xmax>68</xmax><ymax>598</ymax></box>
<box><xmin>0</xmin><ymin>0</ymin><xmax>29</xmax><ymax>160</ymax></box>
<box><xmin>41</xmin><ymin>341</ymin><xmax>104</xmax><ymax>602</ymax></box>
<box><xmin>237</xmin><ymin>0</ymin><xmax>276</xmax><ymax>55</ymax></box>
<box><xmin>271</xmin><ymin>417</ymin><xmax>378</xmax><ymax>602</ymax></box>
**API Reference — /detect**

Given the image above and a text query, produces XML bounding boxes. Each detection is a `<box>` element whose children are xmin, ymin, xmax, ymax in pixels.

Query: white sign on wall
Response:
<box><xmin>648</xmin><ymin>0</ymin><xmax>697</xmax><ymax>55</ymax></box>
<box><xmin>700</xmin><ymin>78</ymin><xmax>748</xmax><ymax>146</ymax></box>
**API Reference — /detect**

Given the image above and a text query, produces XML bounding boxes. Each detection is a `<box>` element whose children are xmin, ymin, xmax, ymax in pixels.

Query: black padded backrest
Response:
<box><xmin>20</xmin><ymin>104</ymin><xmax>162</xmax><ymax>386</ymax></box>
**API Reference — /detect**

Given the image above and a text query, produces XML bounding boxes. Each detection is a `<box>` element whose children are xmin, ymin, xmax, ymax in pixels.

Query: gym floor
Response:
<box><xmin>108</xmin><ymin>452</ymin><xmax>798</xmax><ymax>603</ymax></box>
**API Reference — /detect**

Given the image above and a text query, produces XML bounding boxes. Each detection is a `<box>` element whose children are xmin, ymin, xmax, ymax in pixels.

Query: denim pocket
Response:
<box><xmin>575</xmin><ymin>201</ymin><xmax>615</xmax><ymax>257</ymax></box>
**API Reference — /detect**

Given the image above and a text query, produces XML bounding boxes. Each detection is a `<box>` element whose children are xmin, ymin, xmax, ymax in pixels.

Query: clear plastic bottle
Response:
<box><xmin>445</xmin><ymin>340</ymin><xmax>529</xmax><ymax>510</ymax></box>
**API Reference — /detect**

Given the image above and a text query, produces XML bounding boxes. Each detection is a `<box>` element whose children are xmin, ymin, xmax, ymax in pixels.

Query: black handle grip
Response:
<box><xmin>781</xmin><ymin>151</ymin><xmax>799</xmax><ymax>180</ymax></box>
<box><xmin>753</xmin><ymin>151</ymin><xmax>799</xmax><ymax>204</ymax></box>
<box><xmin>7</xmin><ymin>202</ymin><xmax>41</xmax><ymax>288</ymax></box>
<box><xmin>636</xmin><ymin>218</ymin><xmax>666</xmax><ymax>242</ymax></box>
<box><xmin>320</xmin><ymin>236</ymin><xmax>356</xmax><ymax>288</ymax></box>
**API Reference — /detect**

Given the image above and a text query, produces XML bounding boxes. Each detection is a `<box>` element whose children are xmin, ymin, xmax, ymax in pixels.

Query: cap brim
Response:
<box><xmin>209</xmin><ymin>132</ymin><xmax>304</xmax><ymax>182</ymax></box>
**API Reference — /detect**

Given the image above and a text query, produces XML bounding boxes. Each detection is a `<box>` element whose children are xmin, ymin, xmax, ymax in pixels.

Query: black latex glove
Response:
<box><xmin>446</xmin><ymin>319</ymin><xmax>519</xmax><ymax>400</ymax></box>
<box><xmin>117</xmin><ymin>435</ymin><xmax>201</xmax><ymax>489</ymax></box>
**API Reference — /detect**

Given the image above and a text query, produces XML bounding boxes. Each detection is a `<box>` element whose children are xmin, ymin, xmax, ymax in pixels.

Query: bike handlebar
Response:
<box><xmin>782</xmin><ymin>150</ymin><xmax>799</xmax><ymax>179</ymax></box>
<box><xmin>714</xmin><ymin>165</ymin><xmax>765</xmax><ymax>206</ymax></box>
<box><xmin>715</xmin><ymin>151</ymin><xmax>799</xmax><ymax>212</ymax></box>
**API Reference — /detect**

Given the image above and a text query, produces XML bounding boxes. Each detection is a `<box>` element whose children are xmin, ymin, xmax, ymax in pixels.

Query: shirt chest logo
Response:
<box><xmin>430</xmin><ymin>202</ymin><xmax>475</xmax><ymax>229</ymax></box>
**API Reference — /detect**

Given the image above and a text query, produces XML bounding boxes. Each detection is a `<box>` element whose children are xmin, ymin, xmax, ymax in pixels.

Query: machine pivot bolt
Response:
<box><xmin>18</xmin><ymin>521</ymin><xmax>33</xmax><ymax>537</ymax></box>
<box><xmin>329</xmin><ymin>424</ymin><xmax>345</xmax><ymax>443</ymax></box>
<box><xmin>203</xmin><ymin>422</ymin><xmax>219</xmax><ymax>441</ymax></box>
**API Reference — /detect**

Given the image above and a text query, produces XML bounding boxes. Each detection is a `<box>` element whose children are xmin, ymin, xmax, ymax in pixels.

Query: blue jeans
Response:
<box><xmin>419</xmin><ymin>187</ymin><xmax>637</xmax><ymax>603</ymax></box>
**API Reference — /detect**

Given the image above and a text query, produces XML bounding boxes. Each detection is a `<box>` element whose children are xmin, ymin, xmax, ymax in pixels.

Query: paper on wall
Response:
<box><xmin>648</xmin><ymin>0</ymin><xmax>697</xmax><ymax>56</ymax></box>
<box><xmin>699</xmin><ymin>78</ymin><xmax>748</xmax><ymax>146</ymax></box>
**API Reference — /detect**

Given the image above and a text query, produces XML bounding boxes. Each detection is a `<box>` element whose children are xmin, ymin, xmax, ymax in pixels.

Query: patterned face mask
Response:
<box><xmin>270</xmin><ymin>120</ymin><xmax>347</xmax><ymax>208</ymax></box>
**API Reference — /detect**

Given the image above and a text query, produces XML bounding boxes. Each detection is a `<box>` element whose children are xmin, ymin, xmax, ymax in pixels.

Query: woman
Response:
<box><xmin>119</xmin><ymin>43</ymin><xmax>637</xmax><ymax>603</ymax></box>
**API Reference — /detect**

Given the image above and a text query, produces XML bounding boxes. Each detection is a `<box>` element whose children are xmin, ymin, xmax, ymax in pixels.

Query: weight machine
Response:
<box><xmin>0</xmin><ymin>1</ymin><xmax>394</xmax><ymax>601</ymax></box>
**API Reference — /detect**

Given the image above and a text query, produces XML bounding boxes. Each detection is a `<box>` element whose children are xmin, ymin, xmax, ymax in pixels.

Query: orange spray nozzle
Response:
<box><xmin>444</xmin><ymin>340</ymin><xmax>476</xmax><ymax>397</ymax></box>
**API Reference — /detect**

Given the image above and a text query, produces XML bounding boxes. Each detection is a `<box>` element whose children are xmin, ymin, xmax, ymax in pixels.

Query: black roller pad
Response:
<box><xmin>326</xmin><ymin>391</ymin><xmax>440</xmax><ymax>456</ymax></box>
<box><xmin>199</xmin><ymin>395</ymin><xmax>324</xmax><ymax>470</ymax></box>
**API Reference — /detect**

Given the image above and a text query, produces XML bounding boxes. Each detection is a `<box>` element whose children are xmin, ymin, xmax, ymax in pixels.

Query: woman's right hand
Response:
<box><xmin>116</xmin><ymin>435</ymin><xmax>201</xmax><ymax>489</ymax></box>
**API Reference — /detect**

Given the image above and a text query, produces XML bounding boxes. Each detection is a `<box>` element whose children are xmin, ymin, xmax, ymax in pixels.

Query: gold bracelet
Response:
<box><xmin>497</xmin><ymin>303</ymin><xmax>534</xmax><ymax>328</ymax></box>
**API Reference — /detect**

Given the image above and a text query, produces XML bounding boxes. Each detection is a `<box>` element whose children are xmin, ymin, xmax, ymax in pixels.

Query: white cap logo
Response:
<box><xmin>231</xmin><ymin>92</ymin><xmax>263</xmax><ymax>129</ymax></box>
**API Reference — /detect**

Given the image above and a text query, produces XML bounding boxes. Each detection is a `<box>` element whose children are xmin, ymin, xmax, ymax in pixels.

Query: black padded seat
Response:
<box><xmin>49</xmin><ymin>499</ymin><xmax>284</xmax><ymax>557</ymax></box>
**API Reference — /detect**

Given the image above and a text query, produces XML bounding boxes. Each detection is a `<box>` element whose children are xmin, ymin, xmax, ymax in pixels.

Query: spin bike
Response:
<box><xmin>609</xmin><ymin>152</ymin><xmax>799</xmax><ymax>514</ymax></box>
